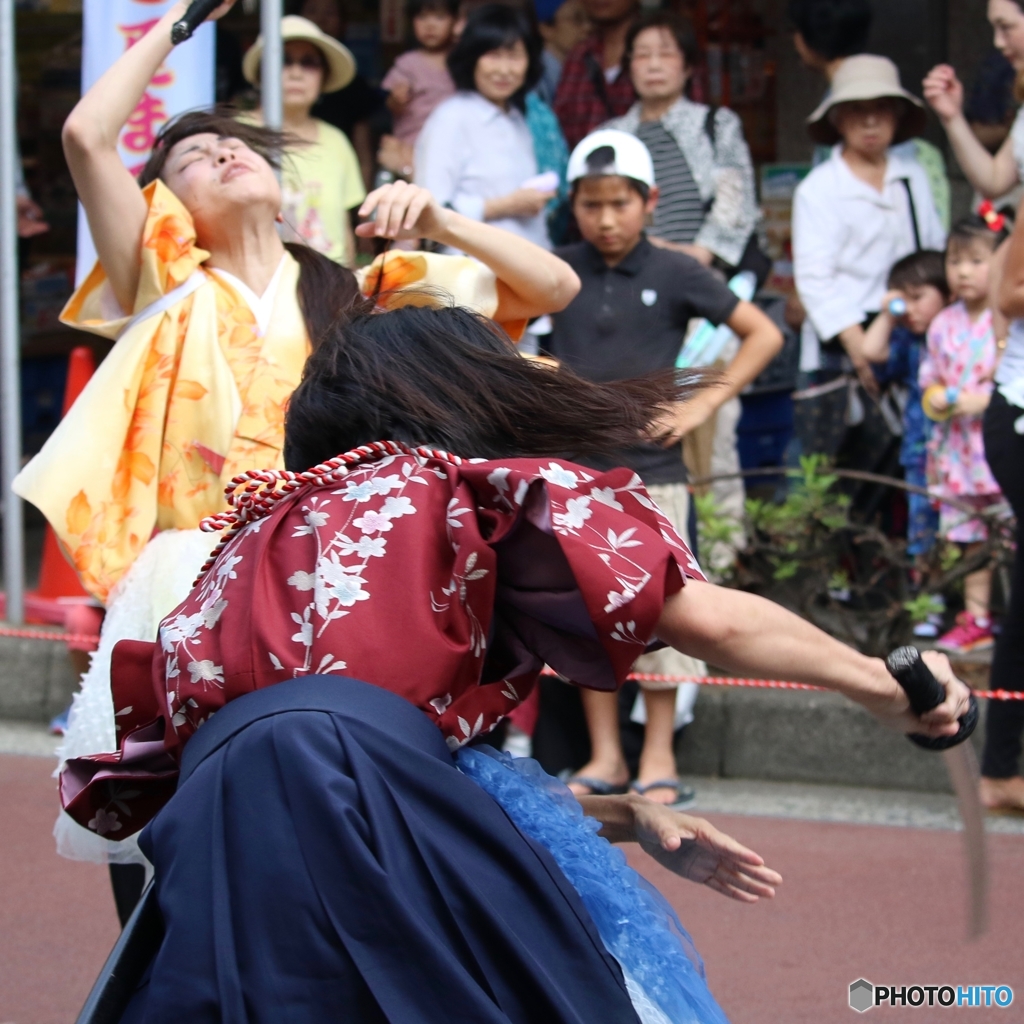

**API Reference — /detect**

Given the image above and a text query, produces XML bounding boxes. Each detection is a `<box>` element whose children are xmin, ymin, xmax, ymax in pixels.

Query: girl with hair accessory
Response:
<box><xmin>919</xmin><ymin>210</ymin><xmax>1010</xmax><ymax>654</ymax></box>
<box><xmin>61</xmin><ymin>302</ymin><xmax>973</xmax><ymax>1024</ymax></box>
<box><xmin>14</xmin><ymin>0</ymin><xmax>580</xmax><ymax>873</ymax></box>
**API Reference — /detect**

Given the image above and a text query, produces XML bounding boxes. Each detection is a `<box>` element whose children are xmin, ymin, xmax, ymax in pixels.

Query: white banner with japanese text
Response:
<box><xmin>75</xmin><ymin>0</ymin><xmax>215</xmax><ymax>284</ymax></box>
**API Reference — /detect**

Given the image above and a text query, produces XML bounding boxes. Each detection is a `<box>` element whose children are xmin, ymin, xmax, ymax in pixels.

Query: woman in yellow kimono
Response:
<box><xmin>15</xmin><ymin>0</ymin><xmax>580</xmax><ymax>866</ymax></box>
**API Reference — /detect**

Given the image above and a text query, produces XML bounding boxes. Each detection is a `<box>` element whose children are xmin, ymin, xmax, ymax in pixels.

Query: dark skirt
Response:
<box><xmin>121</xmin><ymin>676</ymin><xmax>642</xmax><ymax>1024</ymax></box>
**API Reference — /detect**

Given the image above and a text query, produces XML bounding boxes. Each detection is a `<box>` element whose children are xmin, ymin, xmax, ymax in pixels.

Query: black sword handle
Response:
<box><xmin>886</xmin><ymin>645</ymin><xmax>978</xmax><ymax>751</ymax></box>
<box><xmin>170</xmin><ymin>0</ymin><xmax>222</xmax><ymax>44</ymax></box>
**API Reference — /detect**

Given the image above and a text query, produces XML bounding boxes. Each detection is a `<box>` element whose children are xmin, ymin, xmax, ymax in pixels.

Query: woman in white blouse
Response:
<box><xmin>793</xmin><ymin>55</ymin><xmax>946</xmax><ymax>404</ymax></box>
<box><xmin>415</xmin><ymin>4</ymin><xmax>554</xmax><ymax>251</ymax></box>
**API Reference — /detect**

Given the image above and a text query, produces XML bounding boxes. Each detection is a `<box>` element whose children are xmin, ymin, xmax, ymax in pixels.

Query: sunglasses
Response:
<box><xmin>284</xmin><ymin>54</ymin><xmax>324</xmax><ymax>72</ymax></box>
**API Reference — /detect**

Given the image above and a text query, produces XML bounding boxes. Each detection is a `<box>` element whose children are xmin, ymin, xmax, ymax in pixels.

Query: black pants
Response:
<box><xmin>981</xmin><ymin>390</ymin><xmax>1024</xmax><ymax>778</ymax></box>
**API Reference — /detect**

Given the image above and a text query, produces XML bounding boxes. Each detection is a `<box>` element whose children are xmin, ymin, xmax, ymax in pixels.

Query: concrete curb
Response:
<box><xmin>677</xmin><ymin>686</ymin><xmax>983</xmax><ymax>794</ymax></box>
<box><xmin>0</xmin><ymin>631</ymin><xmax>80</xmax><ymax>724</ymax></box>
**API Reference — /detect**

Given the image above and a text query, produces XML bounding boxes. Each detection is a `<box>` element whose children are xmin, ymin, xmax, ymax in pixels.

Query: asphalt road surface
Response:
<box><xmin>2</xmin><ymin>751</ymin><xmax>1022</xmax><ymax>1023</ymax></box>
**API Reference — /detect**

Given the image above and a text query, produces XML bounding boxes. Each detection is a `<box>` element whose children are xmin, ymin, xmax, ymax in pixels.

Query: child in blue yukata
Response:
<box><xmin>862</xmin><ymin>250</ymin><xmax>950</xmax><ymax>616</ymax></box>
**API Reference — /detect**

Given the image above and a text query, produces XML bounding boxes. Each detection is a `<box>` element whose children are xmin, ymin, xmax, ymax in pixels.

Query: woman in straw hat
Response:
<box><xmin>792</xmin><ymin>54</ymin><xmax>945</xmax><ymax>458</ymax></box>
<box><xmin>241</xmin><ymin>15</ymin><xmax>365</xmax><ymax>266</ymax></box>
<box><xmin>925</xmin><ymin>0</ymin><xmax>1024</xmax><ymax>814</ymax></box>
<box><xmin>19</xmin><ymin>0</ymin><xmax>580</xmax><ymax>875</ymax></box>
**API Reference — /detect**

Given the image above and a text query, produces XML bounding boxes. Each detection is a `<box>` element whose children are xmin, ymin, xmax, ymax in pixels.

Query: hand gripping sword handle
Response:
<box><xmin>886</xmin><ymin>645</ymin><xmax>978</xmax><ymax>751</ymax></box>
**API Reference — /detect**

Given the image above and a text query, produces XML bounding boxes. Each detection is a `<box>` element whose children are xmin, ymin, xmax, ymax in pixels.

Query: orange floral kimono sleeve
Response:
<box><xmin>357</xmin><ymin>251</ymin><xmax>528</xmax><ymax>341</ymax></box>
<box><xmin>13</xmin><ymin>182</ymin><xmax>240</xmax><ymax>603</ymax></box>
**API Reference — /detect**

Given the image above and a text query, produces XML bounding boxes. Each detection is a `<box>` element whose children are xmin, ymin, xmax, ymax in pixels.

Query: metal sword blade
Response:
<box><xmin>942</xmin><ymin>742</ymin><xmax>988</xmax><ymax>939</ymax></box>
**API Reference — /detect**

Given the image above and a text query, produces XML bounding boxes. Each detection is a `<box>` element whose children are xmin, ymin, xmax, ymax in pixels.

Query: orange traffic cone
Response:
<box><xmin>26</xmin><ymin>346</ymin><xmax>96</xmax><ymax>622</ymax></box>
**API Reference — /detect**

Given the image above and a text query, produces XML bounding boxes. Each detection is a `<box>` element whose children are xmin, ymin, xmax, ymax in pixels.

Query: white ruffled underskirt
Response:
<box><xmin>54</xmin><ymin>528</ymin><xmax>219</xmax><ymax>865</ymax></box>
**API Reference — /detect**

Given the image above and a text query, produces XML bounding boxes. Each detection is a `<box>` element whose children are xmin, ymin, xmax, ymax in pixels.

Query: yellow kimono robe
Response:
<box><xmin>14</xmin><ymin>181</ymin><xmax>521</xmax><ymax>603</ymax></box>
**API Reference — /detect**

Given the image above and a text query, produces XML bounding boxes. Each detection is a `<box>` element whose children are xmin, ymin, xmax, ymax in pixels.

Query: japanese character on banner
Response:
<box><xmin>121</xmin><ymin>91</ymin><xmax>170</xmax><ymax>155</ymax></box>
<box><xmin>119</xmin><ymin>21</ymin><xmax>175</xmax><ymax>86</ymax></box>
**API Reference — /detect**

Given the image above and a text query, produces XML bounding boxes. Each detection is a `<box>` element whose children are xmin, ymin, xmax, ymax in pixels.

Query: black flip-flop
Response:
<box><xmin>630</xmin><ymin>779</ymin><xmax>696</xmax><ymax>807</ymax></box>
<box><xmin>567</xmin><ymin>775</ymin><xmax>629</xmax><ymax>796</ymax></box>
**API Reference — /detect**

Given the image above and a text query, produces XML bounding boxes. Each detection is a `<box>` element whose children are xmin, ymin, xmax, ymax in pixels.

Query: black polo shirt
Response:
<box><xmin>545</xmin><ymin>237</ymin><xmax>739</xmax><ymax>485</ymax></box>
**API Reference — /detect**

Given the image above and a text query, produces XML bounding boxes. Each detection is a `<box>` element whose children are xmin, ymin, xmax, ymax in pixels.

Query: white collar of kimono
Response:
<box><xmin>208</xmin><ymin>254</ymin><xmax>289</xmax><ymax>335</ymax></box>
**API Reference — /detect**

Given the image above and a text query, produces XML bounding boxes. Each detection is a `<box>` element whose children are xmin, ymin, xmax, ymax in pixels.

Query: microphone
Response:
<box><xmin>170</xmin><ymin>0</ymin><xmax>222</xmax><ymax>44</ymax></box>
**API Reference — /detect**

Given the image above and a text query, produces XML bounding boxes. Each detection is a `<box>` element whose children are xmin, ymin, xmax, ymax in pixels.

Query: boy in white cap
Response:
<box><xmin>546</xmin><ymin>128</ymin><xmax>782</xmax><ymax>805</ymax></box>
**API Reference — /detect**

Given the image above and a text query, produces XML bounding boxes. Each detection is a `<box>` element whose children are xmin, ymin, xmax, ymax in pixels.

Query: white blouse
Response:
<box><xmin>415</xmin><ymin>91</ymin><xmax>550</xmax><ymax>252</ymax></box>
<box><xmin>793</xmin><ymin>144</ymin><xmax>946</xmax><ymax>359</ymax></box>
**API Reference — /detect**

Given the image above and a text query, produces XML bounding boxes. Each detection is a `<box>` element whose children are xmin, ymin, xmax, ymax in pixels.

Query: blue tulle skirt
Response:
<box><xmin>119</xmin><ymin>676</ymin><xmax>727</xmax><ymax>1023</ymax></box>
<box><xmin>457</xmin><ymin>747</ymin><xmax>729</xmax><ymax>1024</ymax></box>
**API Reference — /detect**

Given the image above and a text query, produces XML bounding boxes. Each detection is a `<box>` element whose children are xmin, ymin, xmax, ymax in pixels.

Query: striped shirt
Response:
<box><xmin>635</xmin><ymin>119</ymin><xmax>705</xmax><ymax>245</ymax></box>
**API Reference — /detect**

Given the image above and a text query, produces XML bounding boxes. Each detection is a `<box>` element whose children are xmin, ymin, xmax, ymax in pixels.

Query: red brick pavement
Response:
<box><xmin>2</xmin><ymin>751</ymin><xmax>1022</xmax><ymax>1023</ymax></box>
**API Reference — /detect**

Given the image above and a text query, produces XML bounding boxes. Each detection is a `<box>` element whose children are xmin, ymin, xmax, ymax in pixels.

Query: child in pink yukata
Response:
<box><xmin>921</xmin><ymin>211</ymin><xmax>1009</xmax><ymax>653</ymax></box>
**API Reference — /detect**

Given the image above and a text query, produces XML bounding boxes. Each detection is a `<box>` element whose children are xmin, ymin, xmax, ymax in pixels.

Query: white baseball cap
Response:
<box><xmin>566</xmin><ymin>129</ymin><xmax>655</xmax><ymax>188</ymax></box>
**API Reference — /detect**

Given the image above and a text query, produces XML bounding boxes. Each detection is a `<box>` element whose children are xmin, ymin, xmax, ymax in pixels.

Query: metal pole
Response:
<box><xmin>261</xmin><ymin>0</ymin><xmax>283</xmax><ymax>130</ymax></box>
<box><xmin>0</xmin><ymin>0</ymin><xmax>24</xmax><ymax>625</ymax></box>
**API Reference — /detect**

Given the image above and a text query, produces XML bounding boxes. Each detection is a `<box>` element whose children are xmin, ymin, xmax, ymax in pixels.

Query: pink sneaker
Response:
<box><xmin>936</xmin><ymin>612</ymin><xmax>994</xmax><ymax>653</ymax></box>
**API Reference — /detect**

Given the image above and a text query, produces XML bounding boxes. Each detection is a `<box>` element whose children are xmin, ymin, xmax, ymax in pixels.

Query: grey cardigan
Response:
<box><xmin>605</xmin><ymin>97</ymin><xmax>758</xmax><ymax>267</ymax></box>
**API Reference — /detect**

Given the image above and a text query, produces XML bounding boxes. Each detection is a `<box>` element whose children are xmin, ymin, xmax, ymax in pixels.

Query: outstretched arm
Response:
<box><xmin>357</xmin><ymin>180</ymin><xmax>581</xmax><ymax>320</ymax></box>
<box><xmin>577</xmin><ymin>794</ymin><xmax>782</xmax><ymax>903</ymax></box>
<box><xmin>62</xmin><ymin>1</ymin><xmax>235</xmax><ymax>312</ymax></box>
<box><xmin>656</xmin><ymin>579</ymin><xmax>971</xmax><ymax>738</ymax></box>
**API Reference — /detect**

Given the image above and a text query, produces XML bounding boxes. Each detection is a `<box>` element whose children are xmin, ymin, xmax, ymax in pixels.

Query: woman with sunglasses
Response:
<box><xmin>240</xmin><ymin>15</ymin><xmax>365</xmax><ymax>267</ymax></box>
<box><xmin>15</xmin><ymin>0</ymin><xmax>580</xmax><ymax>872</ymax></box>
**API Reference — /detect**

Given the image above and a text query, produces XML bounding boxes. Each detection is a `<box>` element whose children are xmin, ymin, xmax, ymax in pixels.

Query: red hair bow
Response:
<box><xmin>979</xmin><ymin>200</ymin><xmax>1006</xmax><ymax>233</ymax></box>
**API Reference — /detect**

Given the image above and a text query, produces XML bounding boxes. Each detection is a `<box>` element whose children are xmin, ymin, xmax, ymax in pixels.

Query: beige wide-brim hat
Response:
<box><xmin>243</xmin><ymin>15</ymin><xmax>356</xmax><ymax>94</ymax></box>
<box><xmin>807</xmin><ymin>54</ymin><xmax>927</xmax><ymax>145</ymax></box>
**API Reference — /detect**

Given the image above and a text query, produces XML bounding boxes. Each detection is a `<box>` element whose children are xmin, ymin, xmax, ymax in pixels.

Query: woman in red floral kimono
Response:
<box><xmin>63</xmin><ymin>306</ymin><xmax>971</xmax><ymax>1024</ymax></box>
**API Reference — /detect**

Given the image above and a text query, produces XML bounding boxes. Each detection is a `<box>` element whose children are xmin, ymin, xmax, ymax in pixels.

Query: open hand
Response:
<box><xmin>633</xmin><ymin>802</ymin><xmax>782</xmax><ymax>903</ymax></box>
<box><xmin>356</xmin><ymin>180</ymin><xmax>448</xmax><ymax>241</ymax></box>
<box><xmin>923</xmin><ymin>64</ymin><xmax>964</xmax><ymax>124</ymax></box>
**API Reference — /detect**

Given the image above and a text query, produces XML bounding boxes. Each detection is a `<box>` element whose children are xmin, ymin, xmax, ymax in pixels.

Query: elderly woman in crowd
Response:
<box><xmin>605</xmin><ymin>8</ymin><xmax>758</xmax><ymax>273</ymax></box>
<box><xmin>415</xmin><ymin>4</ymin><xmax>556</xmax><ymax>251</ymax></box>
<box><xmin>242</xmin><ymin>15</ymin><xmax>366</xmax><ymax>266</ymax></box>
<box><xmin>793</xmin><ymin>55</ymin><xmax>945</xmax><ymax>459</ymax></box>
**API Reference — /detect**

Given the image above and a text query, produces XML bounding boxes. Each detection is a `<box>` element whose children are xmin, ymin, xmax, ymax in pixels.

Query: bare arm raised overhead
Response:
<box><xmin>62</xmin><ymin>1</ymin><xmax>235</xmax><ymax>313</ymax></box>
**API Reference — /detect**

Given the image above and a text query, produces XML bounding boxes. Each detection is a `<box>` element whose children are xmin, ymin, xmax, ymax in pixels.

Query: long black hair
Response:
<box><xmin>138</xmin><ymin>108</ymin><xmax>371</xmax><ymax>349</ymax></box>
<box><xmin>284</xmin><ymin>303</ymin><xmax>713</xmax><ymax>470</ymax></box>
<box><xmin>447</xmin><ymin>4</ymin><xmax>542</xmax><ymax>112</ymax></box>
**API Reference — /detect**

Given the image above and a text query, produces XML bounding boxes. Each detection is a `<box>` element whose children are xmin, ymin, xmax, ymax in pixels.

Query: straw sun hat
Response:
<box><xmin>807</xmin><ymin>54</ymin><xmax>927</xmax><ymax>145</ymax></box>
<box><xmin>243</xmin><ymin>15</ymin><xmax>357</xmax><ymax>94</ymax></box>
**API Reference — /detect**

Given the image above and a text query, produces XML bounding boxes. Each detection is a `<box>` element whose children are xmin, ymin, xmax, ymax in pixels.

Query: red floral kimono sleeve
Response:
<box><xmin>458</xmin><ymin>460</ymin><xmax>705</xmax><ymax>697</ymax></box>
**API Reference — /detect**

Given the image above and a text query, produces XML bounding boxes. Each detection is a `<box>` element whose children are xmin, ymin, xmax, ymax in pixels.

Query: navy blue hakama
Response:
<box><xmin>120</xmin><ymin>676</ymin><xmax>642</xmax><ymax>1023</ymax></box>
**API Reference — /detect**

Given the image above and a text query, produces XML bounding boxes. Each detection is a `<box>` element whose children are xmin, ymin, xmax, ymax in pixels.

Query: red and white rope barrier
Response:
<box><xmin>1</xmin><ymin>625</ymin><xmax>1019</xmax><ymax>699</ymax></box>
